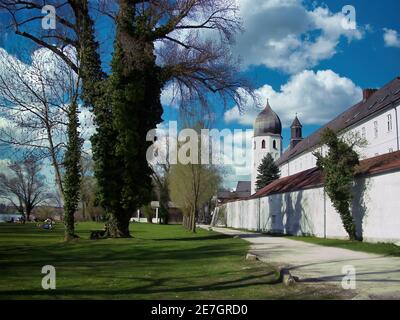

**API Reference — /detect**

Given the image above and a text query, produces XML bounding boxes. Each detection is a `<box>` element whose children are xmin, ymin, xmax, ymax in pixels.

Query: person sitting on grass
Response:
<box><xmin>37</xmin><ymin>218</ymin><xmax>55</xmax><ymax>230</ymax></box>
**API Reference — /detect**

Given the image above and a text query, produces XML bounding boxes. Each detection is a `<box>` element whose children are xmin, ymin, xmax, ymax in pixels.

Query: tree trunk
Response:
<box><xmin>190</xmin><ymin>208</ymin><xmax>197</xmax><ymax>233</ymax></box>
<box><xmin>104</xmin><ymin>0</ymin><xmax>163</xmax><ymax>235</ymax></box>
<box><xmin>46</xmin><ymin>124</ymin><xmax>64</xmax><ymax>198</ymax></box>
<box><xmin>64</xmin><ymin>208</ymin><xmax>77</xmax><ymax>241</ymax></box>
<box><xmin>183</xmin><ymin>215</ymin><xmax>188</xmax><ymax>229</ymax></box>
<box><xmin>81</xmin><ymin>199</ymin><xmax>86</xmax><ymax>220</ymax></box>
<box><xmin>337</xmin><ymin>202</ymin><xmax>357</xmax><ymax>240</ymax></box>
<box><xmin>162</xmin><ymin>214</ymin><xmax>169</xmax><ymax>225</ymax></box>
<box><xmin>16</xmin><ymin>203</ymin><xmax>25</xmax><ymax>223</ymax></box>
<box><xmin>63</xmin><ymin>102</ymin><xmax>82</xmax><ymax>241</ymax></box>
<box><xmin>106</xmin><ymin>212</ymin><xmax>131</xmax><ymax>238</ymax></box>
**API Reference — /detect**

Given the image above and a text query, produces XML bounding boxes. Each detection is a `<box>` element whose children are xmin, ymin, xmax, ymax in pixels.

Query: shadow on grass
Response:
<box><xmin>0</xmin><ymin>272</ymin><xmax>280</xmax><ymax>298</ymax></box>
<box><xmin>1</xmin><ymin>223</ymin><xmax>290</xmax><ymax>299</ymax></box>
<box><xmin>0</xmin><ymin>241</ymin><xmax>247</xmax><ymax>270</ymax></box>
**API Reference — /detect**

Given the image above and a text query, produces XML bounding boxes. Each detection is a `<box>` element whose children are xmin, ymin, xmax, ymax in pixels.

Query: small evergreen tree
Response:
<box><xmin>313</xmin><ymin>128</ymin><xmax>360</xmax><ymax>240</ymax></box>
<box><xmin>255</xmin><ymin>153</ymin><xmax>280</xmax><ymax>191</ymax></box>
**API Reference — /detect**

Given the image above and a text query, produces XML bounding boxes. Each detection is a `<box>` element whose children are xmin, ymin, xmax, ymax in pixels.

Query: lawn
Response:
<box><xmin>285</xmin><ymin>236</ymin><xmax>400</xmax><ymax>257</ymax></box>
<box><xmin>0</xmin><ymin>222</ymin><xmax>344</xmax><ymax>300</ymax></box>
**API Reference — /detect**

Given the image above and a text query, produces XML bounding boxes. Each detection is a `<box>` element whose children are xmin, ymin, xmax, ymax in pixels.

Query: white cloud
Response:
<box><xmin>234</xmin><ymin>0</ymin><xmax>364</xmax><ymax>73</ymax></box>
<box><xmin>160</xmin><ymin>83</ymin><xmax>181</xmax><ymax>109</ymax></box>
<box><xmin>224</xmin><ymin>69</ymin><xmax>362</xmax><ymax>127</ymax></box>
<box><xmin>383</xmin><ymin>28</ymin><xmax>400</xmax><ymax>48</ymax></box>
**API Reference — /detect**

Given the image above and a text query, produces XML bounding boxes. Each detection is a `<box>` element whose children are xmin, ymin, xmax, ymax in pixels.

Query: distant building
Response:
<box><xmin>217</xmin><ymin>181</ymin><xmax>251</xmax><ymax>204</ymax></box>
<box><xmin>235</xmin><ymin>181</ymin><xmax>251</xmax><ymax>198</ymax></box>
<box><xmin>131</xmin><ymin>201</ymin><xmax>183</xmax><ymax>224</ymax></box>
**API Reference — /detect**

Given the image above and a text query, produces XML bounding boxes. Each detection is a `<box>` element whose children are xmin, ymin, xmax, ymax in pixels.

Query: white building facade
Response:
<box><xmin>222</xmin><ymin>76</ymin><xmax>400</xmax><ymax>243</ymax></box>
<box><xmin>270</xmin><ymin>78</ymin><xmax>400</xmax><ymax>179</ymax></box>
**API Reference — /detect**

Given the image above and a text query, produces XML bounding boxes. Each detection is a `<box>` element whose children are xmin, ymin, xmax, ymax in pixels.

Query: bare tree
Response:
<box><xmin>169</xmin><ymin>161</ymin><xmax>220</xmax><ymax>232</ymax></box>
<box><xmin>0</xmin><ymin>0</ymin><xmax>95</xmax><ymax>240</ymax></box>
<box><xmin>0</xmin><ymin>47</ymin><xmax>81</xmax><ymax>199</ymax></box>
<box><xmin>0</xmin><ymin>156</ymin><xmax>51</xmax><ymax>221</ymax></box>
<box><xmin>168</xmin><ymin>125</ymin><xmax>221</xmax><ymax>232</ymax></box>
<box><xmin>1</xmin><ymin>0</ymin><xmax>253</xmax><ymax>106</ymax></box>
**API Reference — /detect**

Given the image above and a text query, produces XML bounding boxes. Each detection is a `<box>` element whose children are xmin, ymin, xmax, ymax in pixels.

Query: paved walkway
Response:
<box><xmin>201</xmin><ymin>226</ymin><xmax>400</xmax><ymax>299</ymax></box>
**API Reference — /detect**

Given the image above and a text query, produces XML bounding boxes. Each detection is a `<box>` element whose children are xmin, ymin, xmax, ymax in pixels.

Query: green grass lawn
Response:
<box><xmin>0</xmin><ymin>222</ymin><xmax>346</xmax><ymax>300</ymax></box>
<box><xmin>285</xmin><ymin>236</ymin><xmax>400</xmax><ymax>257</ymax></box>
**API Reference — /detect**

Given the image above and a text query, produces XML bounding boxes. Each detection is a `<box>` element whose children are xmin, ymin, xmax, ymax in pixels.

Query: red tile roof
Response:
<box><xmin>251</xmin><ymin>167</ymin><xmax>322</xmax><ymax>199</ymax></box>
<box><xmin>231</xmin><ymin>150</ymin><xmax>400</xmax><ymax>201</ymax></box>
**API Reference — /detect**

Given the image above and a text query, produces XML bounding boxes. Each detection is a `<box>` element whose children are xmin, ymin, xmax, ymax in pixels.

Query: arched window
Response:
<box><xmin>273</xmin><ymin>140</ymin><xmax>277</xmax><ymax>149</ymax></box>
<box><xmin>261</xmin><ymin>140</ymin><xmax>266</xmax><ymax>149</ymax></box>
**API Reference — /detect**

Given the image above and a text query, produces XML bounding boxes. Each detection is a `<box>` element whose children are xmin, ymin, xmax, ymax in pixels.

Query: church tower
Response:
<box><xmin>290</xmin><ymin>115</ymin><xmax>303</xmax><ymax>149</ymax></box>
<box><xmin>251</xmin><ymin>100</ymin><xmax>282</xmax><ymax>194</ymax></box>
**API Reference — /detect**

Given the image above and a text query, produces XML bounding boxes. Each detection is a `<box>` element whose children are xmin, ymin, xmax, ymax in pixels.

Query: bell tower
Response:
<box><xmin>290</xmin><ymin>114</ymin><xmax>303</xmax><ymax>149</ymax></box>
<box><xmin>251</xmin><ymin>100</ymin><xmax>282</xmax><ymax>194</ymax></box>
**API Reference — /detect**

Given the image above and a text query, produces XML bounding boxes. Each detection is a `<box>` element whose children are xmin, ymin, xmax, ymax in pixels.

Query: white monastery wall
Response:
<box><xmin>220</xmin><ymin>169</ymin><xmax>400</xmax><ymax>243</ymax></box>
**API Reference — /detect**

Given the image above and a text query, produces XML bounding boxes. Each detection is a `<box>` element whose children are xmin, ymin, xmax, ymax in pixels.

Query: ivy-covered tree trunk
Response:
<box><xmin>314</xmin><ymin>128</ymin><xmax>359</xmax><ymax>241</ymax></box>
<box><xmin>63</xmin><ymin>102</ymin><xmax>82</xmax><ymax>241</ymax></box>
<box><xmin>69</xmin><ymin>0</ymin><xmax>125</xmax><ymax>238</ymax></box>
<box><xmin>103</xmin><ymin>2</ymin><xmax>163</xmax><ymax>236</ymax></box>
<box><xmin>335</xmin><ymin>200</ymin><xmax>357</xmax><ymax>240</ymax></box>
<box><xmin>105</xmin><ymin>211</ymin><xmax>131</xmax><ymax>238</ymax></box>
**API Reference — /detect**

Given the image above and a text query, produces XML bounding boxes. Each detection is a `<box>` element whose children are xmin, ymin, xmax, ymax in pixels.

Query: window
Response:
<box><xmin>374</xmin><ymin>121</ymin><xmax>378</xmax><ymax>138</ymax></box>
<box><xmin>262</xmin><ymin>140</ymin><xmax>266</xmax><ymax>149</ymax></box>
<box><xmin>273</xmin><ymin>140</ymin><xmax>277</xmax><ymax>149</ymax></box>
<box><xmin>389</xmin><ymin>148</ymin><xmax>394</xmax><ymax>153</ymax></box>
<box><xmin>361</xmin><ymin>127</ymin><xmax>366</xmax><ymax>139</ymax></box>
<box><xmin>387</xmin><ymin>114</ymin><xmax>393</xmax><ymax>132</ymax></box>
<box><xmin>253</xmin><ymin>141</ymin><xmax>256</xmax><ymax>149</ymax></box>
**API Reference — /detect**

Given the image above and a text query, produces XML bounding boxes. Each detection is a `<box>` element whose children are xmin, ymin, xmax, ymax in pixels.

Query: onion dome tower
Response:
<box><xmin>251</xmin><ymin>100</ymin><xmax>282</xmax><ymax>194</ymax></box>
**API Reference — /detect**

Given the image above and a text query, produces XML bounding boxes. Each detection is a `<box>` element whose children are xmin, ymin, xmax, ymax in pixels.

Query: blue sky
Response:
<box><xmin>161</xmin><ymin>0</ymin><xmax>400</xmax><ymax>150</ymax></box>
<box><xmin>0</xmin><ymin>0</ymin><xmax>399</xmax><ymax>189</ymax></box>
<box><xmin>161</xmin><ymin>0</ymin><xmax>400</xmax><ymax>189</ymax></box>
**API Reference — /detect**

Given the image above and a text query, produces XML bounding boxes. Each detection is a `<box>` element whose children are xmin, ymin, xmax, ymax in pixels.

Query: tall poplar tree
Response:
<box><xmin>63</xmin><ymin>102</ymin><xmax>83</xmax><ymax>240</ymax></box>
